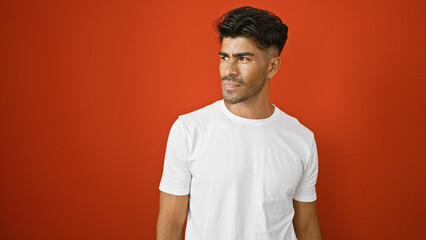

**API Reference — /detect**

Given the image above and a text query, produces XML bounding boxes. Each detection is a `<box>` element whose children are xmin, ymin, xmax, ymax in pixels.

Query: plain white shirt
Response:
<box><xmin>159</xmin><ymin>99</ymin><xmax>319</xmax><ymax>240</ymax></box>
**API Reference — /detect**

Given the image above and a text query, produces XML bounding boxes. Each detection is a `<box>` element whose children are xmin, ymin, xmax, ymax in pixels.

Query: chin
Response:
<box><xmin>223</xmin><ymin>95</ymin><xmax>244</xmax><ymax>105</ymax></box>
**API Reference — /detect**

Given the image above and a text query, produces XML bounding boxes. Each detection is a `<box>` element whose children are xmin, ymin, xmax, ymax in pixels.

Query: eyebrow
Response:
<box><xmin>219</xmin><ymin>51</ymin><xmax>255</xmax><ymax>57</ymax></box>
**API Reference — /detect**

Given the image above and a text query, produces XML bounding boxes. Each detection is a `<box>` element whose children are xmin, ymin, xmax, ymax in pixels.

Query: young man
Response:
<box><xmin>156</xmin><ymin>6</ymin><xmax>322</xmax><ymax>240</ymax></box>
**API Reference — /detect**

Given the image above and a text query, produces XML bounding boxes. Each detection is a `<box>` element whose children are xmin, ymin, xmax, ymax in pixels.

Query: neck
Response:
<box><xmin>224</xmin><ymin>99</ymin><xmax>274</xmax><ymax>119</ymax></box>
<box><xmin>224</xmin><ymin>81</ymin><xmax>274</xmax><ymax>119</ymax></box>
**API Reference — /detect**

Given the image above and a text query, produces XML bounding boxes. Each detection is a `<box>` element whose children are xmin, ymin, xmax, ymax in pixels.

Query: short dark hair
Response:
<box><xmin>215</xmin><ymin>6</ymin><xmax>289</xmax><ymax>55</ymax></box>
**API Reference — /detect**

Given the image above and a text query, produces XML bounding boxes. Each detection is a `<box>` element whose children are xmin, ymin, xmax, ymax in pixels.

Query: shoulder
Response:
<box><xmin>168</xmin><ymin>100</ymin><xmax>221</xmax><ymax>155</ymax></box>
<box><xmin>274</xmin><ymin>107</ymin><xmax>316</xmax><ymax>160</ymax></box>
<box><xmin>276</xmin><ymin>107</ymin><xmax>315</xmax><ymax>142</ymax></box>
<box><xmin>176</xmin><ymin>99</ymin><xmax>221</xmax><ymax>130</ymax></box>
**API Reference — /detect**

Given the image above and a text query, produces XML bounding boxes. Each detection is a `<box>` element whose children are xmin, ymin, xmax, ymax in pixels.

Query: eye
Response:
<box><xmin>220</xmin><ymin>56</ymin><xmax>229</xmax><ymax>61</ymax></box>
<box><xmin>240</xmin><ymin>57</ymin><xmax>250</xmax><ymax>62</ymax></box>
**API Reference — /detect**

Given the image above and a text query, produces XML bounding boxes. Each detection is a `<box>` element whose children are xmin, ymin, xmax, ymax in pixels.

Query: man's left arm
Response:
<box><xmin>292</xmin><ymin>199</ymin><xmax>322</xmax><ymax>240</ymax></box>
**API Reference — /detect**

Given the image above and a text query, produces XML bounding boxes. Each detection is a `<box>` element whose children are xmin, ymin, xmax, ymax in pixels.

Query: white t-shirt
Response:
<box><xmin>159</xmin><ymin>99</ymin><xmax>319</xmax><ymax>240</ymax></box>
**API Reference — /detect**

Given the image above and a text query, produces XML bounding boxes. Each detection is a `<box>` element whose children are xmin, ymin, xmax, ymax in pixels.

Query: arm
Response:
<box><xmin>156</xmin><ymin>190</ymin><xmax>189</xmax><ymax>240</ymax></box>
<box><xmin>292</xmin><ymin>199</ymin><xmax>322</xmax><ymax>240</ymax></box>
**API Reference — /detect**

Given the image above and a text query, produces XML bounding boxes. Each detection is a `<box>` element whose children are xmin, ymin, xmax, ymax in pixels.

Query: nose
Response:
<box><xmin>223</xmin><ymin>59</ymin><xmax>239</xmax><ymax>77</ymax></box>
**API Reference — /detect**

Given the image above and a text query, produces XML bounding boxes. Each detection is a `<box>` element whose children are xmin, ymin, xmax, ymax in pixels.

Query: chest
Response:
<box><xmin>188</xmin><ymin>124</ymin><xmax>305</xmax><ymax>198</ymax></box>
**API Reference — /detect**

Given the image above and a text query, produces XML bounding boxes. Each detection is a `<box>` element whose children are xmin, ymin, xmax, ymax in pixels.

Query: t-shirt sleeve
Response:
<box><xmin>158</xmin><ymin>116</ymin><xmax>192</xmax><ymax>196</ymax></box>
<box><xmin>293</xmin><ymin>135</ymin><xmax>319</xmax><ymax>202</ymax></box>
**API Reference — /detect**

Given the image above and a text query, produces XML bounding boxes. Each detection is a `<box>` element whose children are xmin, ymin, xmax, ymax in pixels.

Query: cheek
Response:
<box><xmin>218</xmin><ymin>63</ymin><xmax>225</xmax><ymax>76</ymax></box>
<box><xmin>241</xmin><ymin>66</ymin><xmax>257</xmax><ymax>80</ymax></box>
<box><xmin>244</xmin><ymin>68</ymin><xmax>265</xmax><ymax>85</ymax></box>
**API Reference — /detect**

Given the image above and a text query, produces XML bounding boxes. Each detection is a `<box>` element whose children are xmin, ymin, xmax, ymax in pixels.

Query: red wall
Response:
<box><xmin>1</xmin><ymin>0</ymin><xmax>425</xmax><ymax>239</ymax></box>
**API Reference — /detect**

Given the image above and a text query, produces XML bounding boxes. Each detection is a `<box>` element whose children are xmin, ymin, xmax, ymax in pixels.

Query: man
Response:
<box><xmin>156</xmin><ymin>6</ymin><xmax>322</xmax><ymax>240</ymax></box>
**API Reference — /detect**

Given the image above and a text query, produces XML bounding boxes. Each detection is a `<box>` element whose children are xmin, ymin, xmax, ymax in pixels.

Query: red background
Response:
<box><xmin>1</xmin><ymin>0</ymin><xmax>425</xmax><ymax>239</ymax></box>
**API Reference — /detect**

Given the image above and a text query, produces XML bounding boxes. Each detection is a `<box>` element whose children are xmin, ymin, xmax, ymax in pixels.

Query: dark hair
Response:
<box><xmin>215</xmin><ymin>6</ymin><xmax>289</xmax><ymax>55</ymax></box>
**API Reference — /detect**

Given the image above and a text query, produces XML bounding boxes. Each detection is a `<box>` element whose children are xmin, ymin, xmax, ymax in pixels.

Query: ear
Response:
<box><xmin>267</xmin><ymin>56</ymin><xmax>281</xmax><ymax>79</ymax></box>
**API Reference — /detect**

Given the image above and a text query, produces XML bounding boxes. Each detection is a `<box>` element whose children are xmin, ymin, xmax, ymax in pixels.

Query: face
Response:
<box><xmin>219</xmin><ymin>37</ymin><xmax>270</xmax><ymax>105</ymax></box>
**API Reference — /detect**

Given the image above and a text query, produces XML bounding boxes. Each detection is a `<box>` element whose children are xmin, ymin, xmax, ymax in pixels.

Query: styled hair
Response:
<box><xmin>215</xmin><ymin>6</ymin><xmax>289</xmax><ymax>55</ymax></box>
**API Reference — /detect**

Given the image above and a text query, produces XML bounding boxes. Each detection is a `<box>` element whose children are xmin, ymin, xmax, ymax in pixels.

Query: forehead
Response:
<box><xmin>220</xmin><ymin>37</ymin><xmax>262</xmax><ymax>55</ymax></box>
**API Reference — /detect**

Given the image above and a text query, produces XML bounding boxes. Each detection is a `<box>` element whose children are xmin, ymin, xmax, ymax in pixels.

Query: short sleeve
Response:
<box><xmin>159</xmin><ymin>116</ymin><xmax>192</xmax><ymax>196</ymax></box>
<box><xmin>293</xmin><ymin>136</ymin><xmax>319</xmax><ymax>202</ymax></box>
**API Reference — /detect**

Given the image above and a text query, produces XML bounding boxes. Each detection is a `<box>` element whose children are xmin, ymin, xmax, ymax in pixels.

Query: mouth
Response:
<box><xmin>223</xmin><ymin>81</ymin><xmax>240</xmax><ymax>90</ymax></box>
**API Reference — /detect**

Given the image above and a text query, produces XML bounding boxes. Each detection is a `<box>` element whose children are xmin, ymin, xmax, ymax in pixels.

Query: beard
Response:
<box><xmin>221</xmin><ymin>75</ymin><xmax>267</xmax><ymax>105</ymax></box>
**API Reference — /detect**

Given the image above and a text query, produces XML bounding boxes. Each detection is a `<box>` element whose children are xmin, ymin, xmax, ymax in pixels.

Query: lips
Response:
<box><xmin>223</xmin><ymin>81</ymin><xmax>240</xmax><ymax>89</ymax></box>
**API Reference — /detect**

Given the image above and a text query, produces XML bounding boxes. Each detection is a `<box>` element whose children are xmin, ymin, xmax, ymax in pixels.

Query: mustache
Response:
<box><xmin>222</xmin><ymin>76</ymin><xmax>243</xmax><ymax>84</ymax></box>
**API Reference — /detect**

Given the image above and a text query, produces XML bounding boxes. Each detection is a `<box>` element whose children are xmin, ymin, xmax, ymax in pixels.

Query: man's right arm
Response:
<box><xmin>156</xmin><ymin>190</ymin><xmax>190</xmax><ymax>240</ymax></box>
